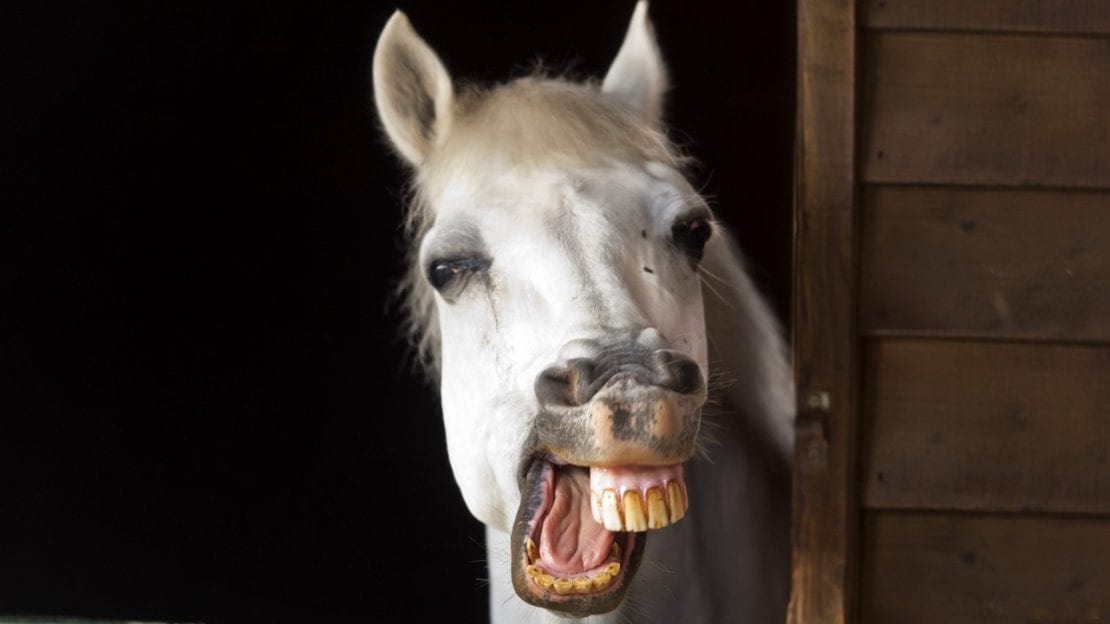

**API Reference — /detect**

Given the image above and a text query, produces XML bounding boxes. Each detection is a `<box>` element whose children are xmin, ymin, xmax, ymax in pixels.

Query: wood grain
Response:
<box><xmin>862</xmin><ymin>32</ymin><xmax>1110</xmax><ymax>188</ymax></box>
<box><xmin>864</xmin><ymin>0</ymin><xmax>1110</xmax><ymax>35</ymax></box>
<box><xmin>862</xmin><ymin>339</ymin><xmax>1110</xmax><ymax>514</ymax></box>
<box><xmin>860</xmin><ymin>185</ymin><xmax>1110</xmax><ymax>341</ymax></box>
<box><xmin>862</xmin><ymin>511</ymin><xmax>1110</xmax><ymax>624</ymax></box>
<box><xmin>791</xmin><ymin>0</ymin><xmax>860</xmax><ymax>621</ymax></box>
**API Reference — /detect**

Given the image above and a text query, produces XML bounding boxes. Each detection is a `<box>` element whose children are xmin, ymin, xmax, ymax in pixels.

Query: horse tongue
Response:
<box><xmin>539</xmin><ymin>467</ymin><xmax>613</xmax><ymax>572</ymax></box>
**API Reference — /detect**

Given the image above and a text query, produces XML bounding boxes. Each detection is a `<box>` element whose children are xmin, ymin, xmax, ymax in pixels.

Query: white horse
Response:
<box><xmin>372</xmin><ymin>3</ymin><xmax>793</xmax><ymax>622</ymax></box>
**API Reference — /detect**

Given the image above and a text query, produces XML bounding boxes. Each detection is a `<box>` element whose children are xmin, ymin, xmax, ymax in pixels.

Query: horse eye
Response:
<box><xmin>426</xmin><ymin>257</ymin><xmax>489</xmax><ymax>292</ymax></box>
<box><xmin>672</xmin><ymin>215</ymin><xmax>713</xmax><ymax>265</ymax></box>
<box><xmin>428</xmin><ymin>261</ymin><xmax>458</xmax><ymax>290</ymax></box>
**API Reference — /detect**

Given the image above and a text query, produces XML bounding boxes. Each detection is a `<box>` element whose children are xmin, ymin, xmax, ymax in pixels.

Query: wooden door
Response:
<box><xmin>791</xmin><ymin>2</ymin><xmax>1110</xmax><ymax>623</ymax></box>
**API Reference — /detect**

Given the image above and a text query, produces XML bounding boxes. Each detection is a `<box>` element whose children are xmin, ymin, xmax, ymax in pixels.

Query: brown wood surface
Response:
<box><xmin>864</xmin><ymin>0</ymin><xmax>1110</xmax><ymax>35</ymax></box>
<box><xmin>862</xmin><ymin>339</ymin><xmax>1110</xmax><ymax>513</ymax></box>
<box><xmin>863</xmin><ymin>32</ymin><xmax>1110</xmax><ymax>188</ymax></box>
<box><xmin>790</xmin><ymin>0</ymin><xmax>860</xmax><ymax>621</ymax></box>
<box><xmin>860</xmin><ymin>185</ymin><xmax>1110</xmax><ymax>341</ymax></box>
<box><xmin>861</xmin><ymin>511</ymin><xmax>1110</xmax><ymax>624</ymax></box>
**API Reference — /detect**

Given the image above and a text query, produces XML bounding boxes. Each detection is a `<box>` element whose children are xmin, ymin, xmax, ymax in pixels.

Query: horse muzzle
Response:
<box><xmin>508</xmin><ymin>343</ymin><xmax>706</xmax><ymax>615</ymax></box>
<box><xmin>534</xmin><ymin>346</ymin><xmax>706</xmax><ymax>467</ymax></box>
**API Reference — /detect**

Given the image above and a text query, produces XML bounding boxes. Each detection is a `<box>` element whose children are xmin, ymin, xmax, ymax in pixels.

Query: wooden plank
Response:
<box><xmin>860</xmin><ymin>186</ymin><xmax>1110</xmax><ymax>341</ymax></box>
<box><xmin>790</xmin><ymin>0</ymin><xmax>860</xmax><ymax>621</ymax></box>
<box><xmin>863</xmin><ymin>32</ymin><xmax>1110</xmax><ymax>188</ymax></box>
<box><xmin>863</xmin><ymin>0</ymin><xmax>1110</xmax><ymax>36</ymax></box>
<box><xmin>862</xmin><ymin>339</ymin><xmax>1110</xmax><ymax>514</ymax></box>
<box><xmin>861</xmin><ymin>511</ymin><xmax>1110</xmax><ymax>624</ymax></box>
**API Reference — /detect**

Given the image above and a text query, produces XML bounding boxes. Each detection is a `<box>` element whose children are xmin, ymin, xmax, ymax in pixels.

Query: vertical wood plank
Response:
<box><xmin>791</xmin><ymin>0</ymin><xmax>860</xmax><ymax>622</ymax></box>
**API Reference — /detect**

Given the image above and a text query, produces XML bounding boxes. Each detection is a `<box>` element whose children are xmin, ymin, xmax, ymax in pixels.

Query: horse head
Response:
<box><xmin>373</xmin><ymin>3</ymin><xmax>729</xmax><ymax>617</ymax></box>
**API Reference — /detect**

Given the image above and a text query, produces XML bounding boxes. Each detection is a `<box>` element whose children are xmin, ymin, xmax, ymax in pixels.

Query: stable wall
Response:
<box><xmin>791</xmin><ymin>2</ymin><xmax>1110</xmax><ymax>622</ymax></box>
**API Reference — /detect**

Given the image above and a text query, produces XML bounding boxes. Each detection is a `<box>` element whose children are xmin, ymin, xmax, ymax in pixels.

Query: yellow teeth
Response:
<box><xmin>667</xmin><ymin>481</ymin><xmax>686</xmax><ymax>523</ymax></box>
<box><xmin>622</xmin><ymin>490</ymin><xmax>647</xmax><ymax>531</ymax></box>
<box><xmin>646</xmin><ymin>487</ymin><xmax>668</xmax><ymax>529</ymax></box>
<box><xmin>526</xmin><ymin>538</ymin><xmax>538</xmax><ymax>564</ymax></box>
<box><xmin>610</xmin><ymin>542</ymin><xmax>621</xmax><ymax>559</ymax></box>
<box><xmin>553</xmin><ymin>578</ymin><xmax>574</xmax><ymax>595</ymax></box>
<box><xmin>526</xmin><ymin>553</ymin><xmax>623</xmax><ymax>594</ymax></box>
<box><xmin>590</xmin><ymin>482</ymin><xmax>687</xmax><ymax>531</ymax></box>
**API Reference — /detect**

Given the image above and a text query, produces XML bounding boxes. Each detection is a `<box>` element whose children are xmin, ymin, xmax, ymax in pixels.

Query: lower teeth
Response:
<box><xmin>526</xmin><ymin>549</ymin><xmax>622</xmax><ymax>594</ymax></box>
<box><xmin>526</xmin><ymin>538</ymin><xmax>538</xmax><ymax>564</ymax></box>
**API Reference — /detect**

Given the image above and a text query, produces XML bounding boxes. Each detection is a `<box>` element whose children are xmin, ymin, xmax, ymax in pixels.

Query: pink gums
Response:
<box><xmin>589</xmin><ymin>464</ymin><xmax>687</xmax><ymax>505</ymax></box>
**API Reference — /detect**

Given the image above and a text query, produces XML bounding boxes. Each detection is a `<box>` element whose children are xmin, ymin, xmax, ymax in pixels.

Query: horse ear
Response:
<box><xmin>602</xmin><ymin>1</ymin><xmax>668</xmax><ymax>127</ymax></box>
<box><xmin>372</xmin><ymin>11</ymin><xmax>455</xmax><ymax>166</ymax></box>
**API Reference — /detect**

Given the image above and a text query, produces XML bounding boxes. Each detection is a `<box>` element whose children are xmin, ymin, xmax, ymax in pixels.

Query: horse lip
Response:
<box><xmin>509</xmin><ymin>457</ymin><xmax>646</xmax><ymax>616</ymax></box>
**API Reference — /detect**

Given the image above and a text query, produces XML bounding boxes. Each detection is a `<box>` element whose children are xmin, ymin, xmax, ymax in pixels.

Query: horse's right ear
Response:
<box><xmin>373</xmin><ymin>11</ymin><xmax>454</xmax><ymax>166</ymax></box>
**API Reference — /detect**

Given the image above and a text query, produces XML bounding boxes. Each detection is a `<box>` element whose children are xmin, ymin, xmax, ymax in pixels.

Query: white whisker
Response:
<box><xmin>698</xmin><ymin>262</ymin><xmax>738</xmax><ymax>289</ymax></box>
<box><xmin>698</xmin><ymin>272</ymin><xmax>736</xmax><ymax>311</ymax></box>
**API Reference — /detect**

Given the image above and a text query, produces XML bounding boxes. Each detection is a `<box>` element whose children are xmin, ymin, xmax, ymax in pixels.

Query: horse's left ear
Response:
<box><xmin>602</xmin><ymin>1</ymin><xmax>668</xmax><ymax>128</ymax></box>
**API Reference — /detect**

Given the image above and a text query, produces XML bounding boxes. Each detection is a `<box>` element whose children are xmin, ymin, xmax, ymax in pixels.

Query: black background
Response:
<box><xmin>2</xmin><ymin>2</ymin><xmax>793</xmax><ymax>622</ymax></box>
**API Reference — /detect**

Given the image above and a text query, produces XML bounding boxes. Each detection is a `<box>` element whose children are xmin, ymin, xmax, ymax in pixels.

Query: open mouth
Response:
<box><xmin>510</xmin><ymin>457</ymin><xmax>688</xmax><ymax>616</ymax></box>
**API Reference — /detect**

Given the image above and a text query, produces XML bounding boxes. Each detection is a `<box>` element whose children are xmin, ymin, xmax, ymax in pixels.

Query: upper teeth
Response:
<box><xmin>591</xmin><ymin>481</ymin><xmax>686</xmax><ymax>532</ymax></box>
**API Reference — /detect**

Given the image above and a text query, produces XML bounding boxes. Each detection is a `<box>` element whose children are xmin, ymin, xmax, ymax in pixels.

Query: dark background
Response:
<box><xmin>2</xmin><ymin>2</ymin><xmax>793</xmax><ymax>622</ymax></box>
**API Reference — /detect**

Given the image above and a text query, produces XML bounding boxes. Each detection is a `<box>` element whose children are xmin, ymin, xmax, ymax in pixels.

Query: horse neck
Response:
<box><xmin>687</xmin><ymin>228</ymin><xmax>794</xmax><ymax>620</ymax></box>
<box><xmin>486</xmin><ymin>231</ymin><xmax>794</xmax><ymax>624</ymax></box>
<box><xmin>623</xmin><ymin>231</ymin><xmax>794</xmax><ymax>623</ymax></box>
<box><xmin>625</xmin><ymin>425</ymin><xmax>792</xmax><ymax>623</ymax></box>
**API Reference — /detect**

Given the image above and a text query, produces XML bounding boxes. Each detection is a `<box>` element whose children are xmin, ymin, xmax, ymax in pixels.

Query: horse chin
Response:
<box><xmin>509</xmin><ymin>459</ymin><xmax>646</xmax><ymax>616</ymax></box>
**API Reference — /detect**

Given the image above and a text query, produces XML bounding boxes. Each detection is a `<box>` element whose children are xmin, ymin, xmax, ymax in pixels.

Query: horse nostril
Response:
<box><xmin>537</xmin><ymin>350</ymin><xmax>702</xmax><ymax>408</ymax></box>
<box><xmin>535</xmin><ymin>359</ymin><xmax>597</xmax><ymax>407</ymax></box>
<box><xmin>652</xmin><ymin>350</ymin><xmax>704</xmax><ymax>396</ymax></box>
